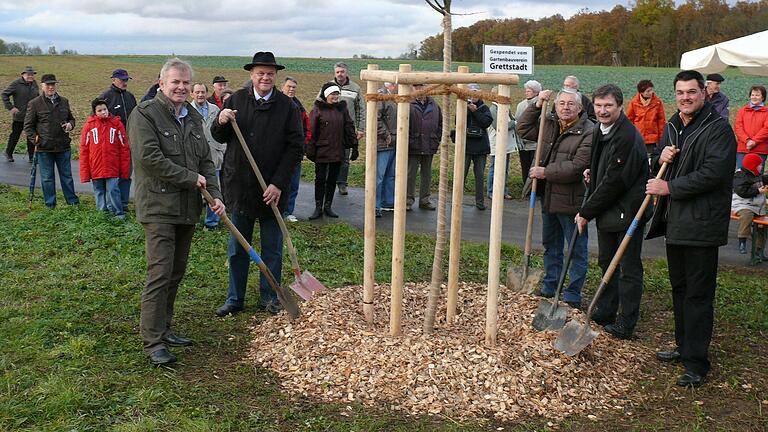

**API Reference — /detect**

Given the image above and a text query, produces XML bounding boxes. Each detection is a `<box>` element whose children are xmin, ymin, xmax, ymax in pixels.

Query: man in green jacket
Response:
<box><xmin>128</xmin><ymin>58</ymin><xmax>224</xmax><ymax>366</ymax></box>
<box><xmin>2</xmin><ymin>66</ymin><xmax>38</xmax><ymax>162</ymax></box>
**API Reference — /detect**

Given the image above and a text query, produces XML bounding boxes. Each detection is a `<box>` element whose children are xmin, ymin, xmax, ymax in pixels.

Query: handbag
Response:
<box><xmin>466</xmin><ymin>125</ymin><xmax>484</xmax><ymax>138</ymax></box>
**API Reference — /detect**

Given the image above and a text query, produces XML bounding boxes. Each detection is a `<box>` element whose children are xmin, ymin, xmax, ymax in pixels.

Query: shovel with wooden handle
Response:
<box><xmin>507</xmin><ymin>99</ymin><xmax>549</xmax><ymax>294</ymax></box>
<box><xmin>230</xmin><ymin>119</ymin><xmax>325</xmax><ymax>301</ymax></box>
<box><xmin>200</xmin><ymin>187</ymin><xmax>300</xmax><ymax>320</ymax></box>
<box><xmin>554</xmin><ymin>151</ymin><xmax>673</xmax><ymax>356</ymax></box>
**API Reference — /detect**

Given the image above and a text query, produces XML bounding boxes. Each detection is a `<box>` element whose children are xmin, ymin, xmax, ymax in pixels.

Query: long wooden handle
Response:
<box><xmin>584</xmin><ymin>147</ymin><xmax>675</xmax><ymax>320</ymax></box>
<box><xmin>523</xmin><ymin>99</ymin><xmax>550</xmax><ymax>257</ymax></box>
<box><xmin>199</xmin><ymin>187</ymin><xmax>281</xmax><ymax>292</ymax></box>
<box><xmin>230</xmin><ymin>119</ymin><xmax>302</xmax><ymax>277</ymax></box>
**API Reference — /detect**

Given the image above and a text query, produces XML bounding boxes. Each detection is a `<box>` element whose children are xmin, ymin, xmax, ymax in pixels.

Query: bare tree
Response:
<box><xmin>423</xmin><ymin>0</ymin><xmax>453</xmax><ymax>333</ymax></box>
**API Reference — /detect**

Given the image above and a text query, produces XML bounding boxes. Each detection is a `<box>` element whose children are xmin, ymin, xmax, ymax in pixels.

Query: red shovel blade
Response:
<box><xmin>289</xmin><ymin>270</ymin><xmax>325</xmax><ymax>301</ymax></box>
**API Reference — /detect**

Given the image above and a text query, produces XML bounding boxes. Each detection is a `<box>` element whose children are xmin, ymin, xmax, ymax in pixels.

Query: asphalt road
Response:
<box><xmin>0</xmin><ymin>154</ymin><xmax>756</xmax><ymax>267</ymax></box>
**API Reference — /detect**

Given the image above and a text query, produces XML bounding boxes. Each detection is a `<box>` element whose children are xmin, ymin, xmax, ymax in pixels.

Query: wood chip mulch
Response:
<box><xmin>248</xmin><ymin>282</ymin><xmax>652</xmax><ymax>423</ymax></box>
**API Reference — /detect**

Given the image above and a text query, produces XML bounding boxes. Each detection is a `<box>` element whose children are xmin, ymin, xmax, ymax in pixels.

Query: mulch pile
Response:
<box><xmin>248</xmin><ymin>282</ymin><xmax>652</xmax><ymax>422</ymax></box>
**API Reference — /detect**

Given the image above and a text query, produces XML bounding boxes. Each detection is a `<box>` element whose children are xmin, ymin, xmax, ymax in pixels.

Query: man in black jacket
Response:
<box><xmin>212</xmin><ymin>52</ymin><xmax>304</xmax><ymax>317</ymax></box>
<box><xmin>646</xmin><ymin>70</ymin><xmax>736</xmax><ymax>387</ymax></box>
<box><xmin>2</xmin><ymin>66</ymin><xmax>39</xmax><ymax>162</ymax></box>
<box><xmin>575</xmin><ymin>84</ymin><xmax>649</xmax><ymax>340</ymax></box>
<box><xmin>100</xmin><ymin>68</ymin><xmax>138</xmax><ymax>212</ymax></box>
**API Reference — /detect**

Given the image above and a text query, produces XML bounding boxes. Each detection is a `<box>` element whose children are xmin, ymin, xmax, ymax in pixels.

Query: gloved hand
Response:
<box><xmin>350</xmin><ymin>147</ymin><xmax>359</xmax><ymax>161</ymax></box>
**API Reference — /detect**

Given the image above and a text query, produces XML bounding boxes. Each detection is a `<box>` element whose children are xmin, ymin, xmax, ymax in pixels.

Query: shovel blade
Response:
<box><xmin>506</xmin><ymin>267</ymin><xmax>543</xmax><ymax>294</ymax></box>
<box><xmin>290</xmin><ymin>270</ymin><xmax>325</xmax><ymax>301</ymax></box>
<box><xmin>553</xmin><ymin>319</ymin><xmax>599</xmax><ymax>356</ymax></box>
<box><xmin>532</xmin><ymin>299</ymin><xmax>568</xmax><ymax>331</ymax></box>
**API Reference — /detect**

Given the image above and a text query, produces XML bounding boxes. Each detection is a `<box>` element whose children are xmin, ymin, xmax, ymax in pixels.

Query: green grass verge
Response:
<box><xmin>0</xmin><ymin>183</ymin><xmax>765</xmax><ymax>430</ymax></box>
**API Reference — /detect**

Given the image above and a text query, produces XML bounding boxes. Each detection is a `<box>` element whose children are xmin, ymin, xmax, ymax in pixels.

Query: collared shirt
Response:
<box><xmin>174</xmin><ymin>104</ymin><xmax>189</xmax><ymax>124</ymax></box>
<box><xmin>599</xmin><ymin>122</ymin><xmax>614</xmax><ymax>135</ymax></box>
<box><xmin>253</xmin><ymin>87</ymin><xmax>273</xmax><ymax>103</ymax></box>
<box><xmin>558</xmin><ymin>118</ymin><xmax>578</xmax><ymax>133</ymax></box>
<box><xmin>749</xmin><ymin>102</ymin><xmax>766</xmax><ymax>109</ymax></box>
<box><xmin>192</xmin><ymin>101</ymin><xmax>208</xmax><ymax>118</ymax></box>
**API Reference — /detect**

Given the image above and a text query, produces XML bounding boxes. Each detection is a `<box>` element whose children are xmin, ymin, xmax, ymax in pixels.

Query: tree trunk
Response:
<box><xmin>423</xmin><ymin>9</ymin><xmax>452</xmax><ymax>334</ymax></box>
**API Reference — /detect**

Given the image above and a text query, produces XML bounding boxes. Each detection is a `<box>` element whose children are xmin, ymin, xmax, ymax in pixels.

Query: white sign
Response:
<box><xmin>483</xmin><ymin>45</ymin><xmax>534</xmax><ymax>75</ymax></box>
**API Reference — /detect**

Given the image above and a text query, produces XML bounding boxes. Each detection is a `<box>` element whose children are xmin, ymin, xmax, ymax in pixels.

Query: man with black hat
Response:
<box><xmin>23</xmin><ymin>74</ymin><xmax>79</xmax><ymax>208</ymax></box>
<box><xmin>211</xmin><ymin>51</ymin><xmax>304</xmax><ymax>316</ymax></box>
<box><xmin>2</xmin><ymin>66</ymin><xmax>39</xmax><ymax>162</ymax></box>
<box><xmin>705</xmin><ymin>73</ymin><xmax>729</xmax><ymax>121</ymax></box>
<box><xmin>208</xmin><ymin>76</ymin><xmax>228</xmax><ymax>109</ymax></box>
<box><xmin>100</xmin><ymin>68</ymin><xmax>138</xmax><ymax>212</ymax></box>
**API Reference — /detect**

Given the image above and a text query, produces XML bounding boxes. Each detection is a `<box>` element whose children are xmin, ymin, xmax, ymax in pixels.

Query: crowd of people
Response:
<box><xmin>2</xmin><ymin>56</ymin><xmax>765</xmax><ymax>389</ymax></box>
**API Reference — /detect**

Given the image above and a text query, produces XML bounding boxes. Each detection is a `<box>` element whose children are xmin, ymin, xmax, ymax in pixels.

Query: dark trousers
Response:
<box><xmin>593</xmin><ymin>227</ymin><xmax>645</xmax><ymax>331</ymax></box>
<box><xmin>140</xmin><ymin>223</ymin><xmax>195</xmax><ymax>354</ymax></box>
<box><xmin>407</xmin><ymin>153</ymin><xmax>433</xmax><ymax>205</ymax></box>
<box><xmin>666</xmin><ymin>244</ymin><xmax>719</xmax><ymax>376</ymax></box>
<box><xmin>464</xmin><ymin>153</ymin><xmax>486</xmax><ymax>205</ymax></box>
<box><xmin>518</xmin><ymin>149</ymin><xmax>535</xmax><ymax>186</ymax></box>
<box><xmin>315</xmin><ymin>161</ymin><xmax>341</xmax><ymax>204</ymax></box>
<box><xmin>336</xmin><ymin>148</ymin><xmax>351</xmax><ymax>187</ymax></box>
<box><xmin>6</xmin><ymin>120</ymin><xmax>34</xmax><ymax>159</ymax></box>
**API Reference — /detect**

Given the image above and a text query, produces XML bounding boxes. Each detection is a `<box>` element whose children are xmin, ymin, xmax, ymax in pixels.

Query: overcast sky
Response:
<box><xmin>0</xmin><ymin>0</ymin><xmax>626</xmax><ymax>57</ymax></box>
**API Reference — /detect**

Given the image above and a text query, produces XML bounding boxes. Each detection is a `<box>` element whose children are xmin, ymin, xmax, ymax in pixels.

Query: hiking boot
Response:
<box><xmin>419</xmin><ymin>200</ymin><xmax>436</xmax><ymax>210</ymax></box>
<box><xmin>739</xmin><ymin>238</ymin><xmax>747</xmax><ymax>254</ymax></box>
<box><xmin>338</xmin><ymin>184</ymin><xmax>348</xmax><ymax>195</ymax></box>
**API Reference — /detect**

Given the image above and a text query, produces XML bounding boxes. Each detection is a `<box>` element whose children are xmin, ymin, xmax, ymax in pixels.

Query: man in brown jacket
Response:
<box><xmin>128</xmin><ymin>58</ymin><xmax>224</xmax><ymax>366</ymax></box>
<box><xmin>517</xmin><ymin>88</ymin><xmax>594</xmax><ymax>308</ymax></box>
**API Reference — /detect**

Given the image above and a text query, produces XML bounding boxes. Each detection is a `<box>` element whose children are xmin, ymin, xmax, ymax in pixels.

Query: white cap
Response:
<box><xmin>323</xmin><ymin>85</ymin><xmax>341</xmax><ymax>98</ymax></box>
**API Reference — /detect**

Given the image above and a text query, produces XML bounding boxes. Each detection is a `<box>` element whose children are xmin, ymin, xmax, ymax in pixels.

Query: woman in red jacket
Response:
<box><xmin>626</xmin><ymin>79</ymin><xmax>666</xmax><ymax>158</ymax></box>
<box><xmin>80</xmin><ymin>98</ymin><xmax>131</xmax><ymax>219</ymax></box>
<box><xmin>735</xmin><ymin>85</ymin><xmax>768</xmax><ymax>174</ymax></box>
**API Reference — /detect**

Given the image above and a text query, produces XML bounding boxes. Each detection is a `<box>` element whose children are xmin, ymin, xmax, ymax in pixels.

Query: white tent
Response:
<box><xmin>680</xmin><ymin>30</ymin><xmax>768</xmax><ymax>76</ymax></box>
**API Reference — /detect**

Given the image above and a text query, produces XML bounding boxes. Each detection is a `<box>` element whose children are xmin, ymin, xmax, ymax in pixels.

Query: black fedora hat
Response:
<box><xmin>40</xmin><ymin>74</ymin><xmax>58</xmax><ymax>84</ymax></box>
<box><xmin>243</xmin><ymin>51</ymin><xmax>285</xmax><ymax>71</ymax></box>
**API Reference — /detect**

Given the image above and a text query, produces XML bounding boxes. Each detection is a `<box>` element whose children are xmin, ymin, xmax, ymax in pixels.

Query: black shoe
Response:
<box><xmin>604</xmin><ymin>322</ymin><xmax>633</xmax><ymax>340</ymax></box>
<box><xmin>375</xmin><ymin>209</ymin><xmax>382</xmax><ymax>218</ymax></box>
<box><xmin>656</xmin><ymin>349</ymin><xmax>681</xmax><ymax>363</ymax></box>
<box><xmin>308</xmin><ymin>206</ymin><xmax>323</xmax><ymax>220</ymax></box>
<box><xmin>739</xmin><ymin>238</ymin><xmax>747</xmax><ymax>254</ymax></box>
<box><xmin>149</xmin><ymin>348</ymin><xmax>177</xmax><ymax>365</ymax></box>
<box><xmin>677</xmin><ymin>370</ymin><xmax>704</xmax><ymax>387</ymax></box>
<box><xmin>566</xmin><ymin>301</ymin><xmax>582</xmax><ymax>310</ymax></box>
<box><xmin>537</xmin><ymin>290</ymin><xmax>555</xmax><ymax>299</ymax></box>
<box><xmin>324</xmin><ymin>206</ymin><xmax>339</xmax><ymax>218</ymax></box>
<box><xmin>215</xmin><ymin>303</ymin><xmax>244</xmax><ymax>317</ymax></box>
<box><xmin>4</xmin><ymin>153</ymin><xmax>13</xmax><ymax>162</ymax></box>
<box><xmin>265</xmin><ymin>302</ymin><xmax>283</xmax><ymax>315</ymax></box>
<box><xmin>162</xmin><ymin>334</ymin><xmax>193</xmax><ymax>347</ymax></box>
<box><xmin>338</xmin><ymin>185</ymin><xmax>348</xmax><ymax>195</ymax></box>
<box><xmin>476</xmin><ymin>203</ymin><xmax>486</xmax><ymax>210</ymax></box>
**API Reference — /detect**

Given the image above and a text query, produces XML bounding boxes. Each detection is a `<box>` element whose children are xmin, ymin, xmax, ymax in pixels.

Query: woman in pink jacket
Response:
<box><xmin>735</xmin><ymin>85</ymin><xmax>768</xmax><ymax>174</ymax></box>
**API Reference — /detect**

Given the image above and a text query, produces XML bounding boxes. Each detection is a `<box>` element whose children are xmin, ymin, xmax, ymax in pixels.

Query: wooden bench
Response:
<box><xmin>730</xmin><ymin>211</ymin><xmax>768</xmax><ymax>265</ymax></box>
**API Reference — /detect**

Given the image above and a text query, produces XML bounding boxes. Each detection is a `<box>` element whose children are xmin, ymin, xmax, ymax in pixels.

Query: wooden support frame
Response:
<box><xmin>363</xmin><ymin>64</ymin><xmax>380</xmax><ymax>324</ymax></box>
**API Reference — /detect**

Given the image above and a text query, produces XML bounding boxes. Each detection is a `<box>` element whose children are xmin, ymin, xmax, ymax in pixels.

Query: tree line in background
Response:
<box><xmin>0</xmin><ymin>39</ymin><xmax>78</xmax><ymax>56</ymax></box>
<box><xmin>417</xmin><ymin>0</ymin><xmax>768</xmax><ymax>67</ymax></box>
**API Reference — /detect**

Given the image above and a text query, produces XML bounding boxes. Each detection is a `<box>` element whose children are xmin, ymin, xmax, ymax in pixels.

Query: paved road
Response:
<box><xmin>0</xmin><ymin>155</ymin><xmax>757</xmax><ymax>267</ymax></box>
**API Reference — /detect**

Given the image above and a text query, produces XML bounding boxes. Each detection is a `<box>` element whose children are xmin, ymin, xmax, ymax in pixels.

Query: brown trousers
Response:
<box><xmin>737</xmin><ymin>209</ymin><xmax>765</xmax><ymax>249</ymax></box>
<box><xmin>140</xmin><ymin>223</ymin><xmax>195</xmax><ymax>354</ymax></box>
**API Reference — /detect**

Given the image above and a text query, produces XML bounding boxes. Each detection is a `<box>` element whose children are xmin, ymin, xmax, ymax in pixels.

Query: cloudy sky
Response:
<box><xmin>0</xmin><ymin>0</ymin><xmax>624</xmax><ymax>57</ymax></box>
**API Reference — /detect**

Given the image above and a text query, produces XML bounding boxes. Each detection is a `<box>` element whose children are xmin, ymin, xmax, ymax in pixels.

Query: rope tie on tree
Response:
<box><xmin>365</xmin><ymin>84</ymin><xmax>512</xmax><ymax>105</ymax></box>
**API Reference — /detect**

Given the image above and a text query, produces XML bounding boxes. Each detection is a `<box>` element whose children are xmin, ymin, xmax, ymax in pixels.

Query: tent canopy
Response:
<box><xmin>680</xmin><ymin>30</ymin><xmax>768</xmax><ymax>76</ymax></box>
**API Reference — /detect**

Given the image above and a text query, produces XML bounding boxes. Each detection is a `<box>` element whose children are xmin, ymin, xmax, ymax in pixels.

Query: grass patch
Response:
<box><xmin>0</xmin><ymin>183</ymin><xmax>766</xmax><ymax>430</ymax></box>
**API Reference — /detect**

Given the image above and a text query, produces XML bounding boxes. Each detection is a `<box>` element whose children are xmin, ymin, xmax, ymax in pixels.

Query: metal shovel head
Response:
<box><xmin>274</xmin><ymin>283</ymin><xmax>301</xmax><ymax>320</ymax></box>
<box><xmin>506</xmin><ymin>267</ymin><xmax>544</xmax><ymax>294</ymax></box>
<box><xmin>289</xmin><ymin>270</ymin><xmax>325</xmax><ymax>301</ymax></box>
<box><xmin>553</xmin><ymin>319</ymin><xmax>599</xmax><ymax>356</ymax></box>
<box><xmin>532</xmin><ymin>299</ymin><xmax>568</xmax><ymax>331</ymax></box>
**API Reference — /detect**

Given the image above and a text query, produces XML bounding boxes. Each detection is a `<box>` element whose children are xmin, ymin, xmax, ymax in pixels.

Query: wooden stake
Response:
<box><xmin>445</xmin><ymin>65</ymin><xmax>470</xmax><ymax>324</ymax></box>
<box><xmin>485</xmin><ymin>85</ymin><xmax>511</xmax><ymax>346</ymax></box>
<box><xmin>363</xmin><ymin>64</ymin><xmax>380</xmax><ymax>325</ymax></box>
<box><xmin>389</xmin><ymin>64</ymin><xmax>412</xmax><ymax>336</ymax></box>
